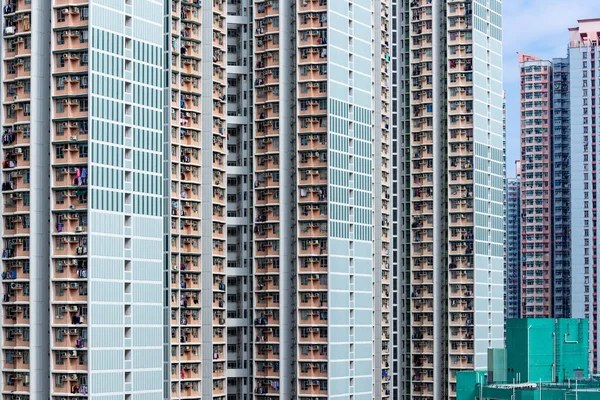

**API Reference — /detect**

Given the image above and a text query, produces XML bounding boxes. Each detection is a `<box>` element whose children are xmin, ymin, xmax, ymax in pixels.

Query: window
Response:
<box><xmin>6</xmin><ymin>106</ymin><xmax>15</xmax><ymax>120</ymax></box>
<box><xmin>56</xmin><ymin>77</ymin><xmax>66</xmax><ymax>90</ymax></box>
<box><xmin>78</xmin><ymin>144</ymin><xmax>88</xmax><ymax>158</ymax></box>
<box><xmin>55</xmin><ymin>145</ymin><xmax>66</xmax><ymax>160</ymax></box>
<box><xmin>56</xmin><ymin>54</ymin><xmax>65</xmax><ymax>68</ymax></box>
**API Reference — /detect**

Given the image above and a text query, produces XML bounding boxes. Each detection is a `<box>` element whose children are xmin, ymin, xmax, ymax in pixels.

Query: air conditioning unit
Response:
<box><xmin>75</xmin><ymin>226</ymin><xmax>83</xmax><ymax>233</ymax></box>
<box><xmin>69</xmin><ymin>350</ymin><xmax>77</xmax><ymax>357</ymax></box>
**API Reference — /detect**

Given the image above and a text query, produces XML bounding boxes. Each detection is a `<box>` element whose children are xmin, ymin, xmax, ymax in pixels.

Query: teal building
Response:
<box><xmin>457</xmin><ymin>319</ymin><xmax>597</xmax><ymax>400</ymax></box>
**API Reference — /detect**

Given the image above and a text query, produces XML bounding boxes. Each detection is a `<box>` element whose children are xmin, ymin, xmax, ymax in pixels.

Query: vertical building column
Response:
<box><xmin>278</xmin><ymin>0</ymin><xmax>293</xmax><ymax>397</ymax></box>
<box><xmin>29</xmin><ymin>0</ymin><xmax>51</xmax><ymax>397</ymax></box>
<box><xmin>431</xmin><ymin>0</ymin><xmax>443</xmax><ymax>399</ymax></box>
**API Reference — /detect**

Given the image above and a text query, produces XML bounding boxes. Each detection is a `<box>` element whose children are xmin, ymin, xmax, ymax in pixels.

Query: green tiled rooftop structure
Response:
<box><xmin>457</xmin><ymin>319</ymin><xmax>597</xmax><ymax>400</ymax></box>
<box><xmin>506</xmin><ymin>318</ymin><xmax>588</xmax><ymax>383</ymax></box>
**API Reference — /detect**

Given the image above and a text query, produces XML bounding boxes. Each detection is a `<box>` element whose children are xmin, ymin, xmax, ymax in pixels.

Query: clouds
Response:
<box><xmin>503</xmin><ymin>0</ymin><xmax>593</xmax><ymax>175</ymax></box>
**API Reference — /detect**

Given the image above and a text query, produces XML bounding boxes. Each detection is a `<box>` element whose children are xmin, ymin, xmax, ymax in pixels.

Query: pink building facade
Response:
<box><xmin>518</xmin><ymin>53</ymin><xmax>554</xmax><ymax>318</ymax></box>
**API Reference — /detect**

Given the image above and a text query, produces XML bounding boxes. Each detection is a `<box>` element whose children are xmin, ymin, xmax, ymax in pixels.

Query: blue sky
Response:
<box><xmin>503</xmin><ymin>0</ymin><xmax>597</xmax><ymax>177</ymax></box>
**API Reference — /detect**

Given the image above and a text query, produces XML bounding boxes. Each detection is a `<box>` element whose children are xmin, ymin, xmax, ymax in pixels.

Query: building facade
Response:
<box><xmin>1</xmin><ymin>0</ymin><xmax>394</xmax><ymax>399</ymax></box>
<box><xmin>551</xmin><ymin>56</ymin><xmax>571</xmax><ymax>319</ymax></box>
<box><xmin>252</xmin><ymin>0</ymin><xmax>390</xmax><ymax>398</ymax></box>
<box><xmin>518</xmin><ymin>53</ymin><xmax>553</xmax><ymax>318</ymax></box>
<box><xmin>1</xmin><ymin>1</ymin><xmax>165</xmax><ymax>399</ymax></box>
<box><xmin>390</xmin><ymin>0</ymin><xmax>411</xmax><ymax>398</ymax></box>
<box><xmin>505</xmin><ymin>165</ymin><xmax>521</xmax><ymax>320</ymax></box>
<box><xmin>569</xmin><ymin>18</ymin><xmax>600</xmax><ymax>375</ymax></box>
<box><xmin>394</xmin><ymin>0</ymin><xmax>505</xmax><ymax>399</ymax></box>
<box><xmin>1</xmin><ymin>0</ymin><xmax>51</xmax><ymax>398</ymax></box>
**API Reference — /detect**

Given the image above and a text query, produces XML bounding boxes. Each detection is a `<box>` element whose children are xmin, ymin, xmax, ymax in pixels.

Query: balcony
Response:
<box><xmin>255</xmin><ymin>344</ymin><xmax>280</xmax><ymax>360</ymax></box>
<box><xmin>298</xmin><ymin>11</ymin><xmax>327</xmax><ymax>29</ymax></box>
<box><xmin>299</xmin><ymin>205</ymin><xmax>327</xmax><ymax>220</ymax></box>
<box><xmin>255</xmin><ymin>259</ymin><xmax>280</xmax><ymax>274</ymax></box>
<box><xmin>2</xmin><ymin>372</ymin><xmax>30</xmax><ymax>393</ymax></box>
<box><xmin>298</xmin><ymin>48</ymin><xmax>327</xmax><ymax>64</ymax></box>
<box><xmin>255</xmin><ymin>327</ymin><xmax>280</xmax><ymax>343</ymax></box>
<box><xmin>298</xmin><ymin>0</ymin><xmax>327</xmax><ymax>12</ymax></box>
<box><xmin>299</xmin><ymin>382</ymin><xmax>327</xmax><ymax>396</ymax></box>
<box><xmin>3</xmin><ymin>305</ymin><xmax>29</xmax><ymax>325</ymax></box>
<box><xmin>4</xmin><ymin>327</ymin><xmax>29</xmax><ymax>347</ymax></box>
<box><xmin>54</xmin><ymin>30</ymin><xmax>88</xmax><ymax>51</ymax></box>
<box><xmin>255</xmin><ymin>0</ymin><xmax>280</xmax><ymax>17</ymax></box>
<box><xmin>298</xmin><ymin>363</ymin><xmax>327</xmax><ymax>379</ymax></box>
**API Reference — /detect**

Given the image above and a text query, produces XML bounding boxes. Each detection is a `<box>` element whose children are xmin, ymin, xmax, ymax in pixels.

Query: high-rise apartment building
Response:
<box><xmin>512</xmin><ymin>18</ymin><xmax>600</xmax><ymax>373</ymax></box>
<box><xmin>2</xmin><ymin>0</ymin><xmax>51</xmax><ymax>398</ymax></box>
<box><xmin>52</xmin><ymin>1</ymin><xmax>166</xmax><ymax>398</ymax></box>
<box><xmin>512</xmin><ymin>55</ymin><xmax>571</xmax><ymax>322</ymax></box>
<box><xmin>252</xmin><ymin>0</ymin><xmax>390</xmax><ymax>397</ymax></box>
<box><xmin>518</xmin><ymin>53</ymin><xmax>553</xmax><ymax>318</ymax></box>
<box><xmin>569</xmin><ymin>18</ymin><xmax>600</xmax><ymax>374</ymax></box>
<box><xmin>502</xmin><ymin>91</ymin><xmax>506</xmax><ymax>328</ymax></box>
<box><xmin>390</xmin><ymin>1</ymin><xmax>410</xmax><ymax>398</ymax></box>
<box><xmin>164</xmin><ymin>0</ymin><xmax>235</xmax><ymax>398</ymax></box>
<box><xmin>1</xmin><ymin>0</ymin><xmax>394</xmax><ymax>399</ymax></box>
<box><xmin>551</xmin><ymin>56</ymin><xmax>571</xmax><ymax>319</ymax></box>
<box><xmin>2</xmin><ymin>1</ymin><xmax>165</xmax><ymax>399</ymax></box>
<box><xmin>393</xmin><ymin>1</ymin><xmax>505</xmax><ymax>399</ymax></box>
<box><xmin>506</xmin><ymin>163</ymin><xmax>521</xmax><ymax>320</ymax></box>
